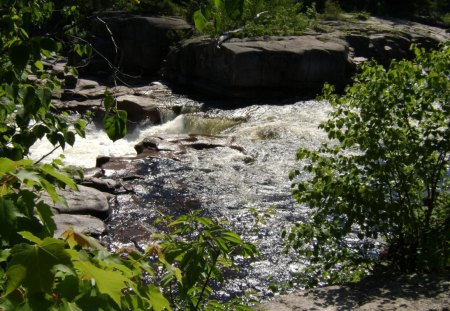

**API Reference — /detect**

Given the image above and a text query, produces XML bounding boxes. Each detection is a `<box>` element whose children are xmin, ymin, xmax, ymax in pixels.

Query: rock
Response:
<box><xmin>134</xmin><ymin>134</ymin><xmax>244</xmax><ymax>157</ymax></box>
<box><xmin>83</xmin><ymin>12</ymin><xmax>192</xmax><ymax>76</ymax></box>
<box><xmin>44</xmin><ymin>185</ymin><xmax>111</xmax><ymax>219</ymax></box>
<box><xmin>116</xmin><ymin>95</ymin><xmax>161</xmax><ymax>123</ymax></box>
<box><xmin>256</xmin><ymin>273</ymin><xmax>450</xmax><ymax>311</ymax></box>
<box><xmin>164</xmin><ymin>16</ymin><xmax>448</xmax><ymax>98</ymax></box>
<box><xmin>165</xmin><ymin>35</ymin><xmax>354</xmax><ymax>97</ymax></box>
<box><xmin>53</xmin><ymin>214</ymin><xmax>106</xmax><ymax>238</ymax></box>
<box><xmin>81</xmin><ymin>177</ymin><xmax>120</xmax><ymax>193</ymax></box>
<box><xmin>332</xmin><ymin>16</ymin><xmax>447</xmax><ymax>66</ymax></box>
<box><xmin>53</xmin><ymin>99</ymin><xmax>103</xmax><ymax>112</ymax></box>
<box><xmin>77</xmin><ymin>79</ymin><xmax>101</xmax><ymax>90</ymax></box>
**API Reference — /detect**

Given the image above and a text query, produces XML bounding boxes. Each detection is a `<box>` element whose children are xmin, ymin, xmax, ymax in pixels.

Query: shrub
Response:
<box><xmin>192</xmin><ymin>0</ymin><xmax>316</xmax><ymax>37</ymax></box>
<box><xmin>288</xmin><ymin>44</ymin><xmax>450</xmax><ymax>285</ymax></box>
<box><xmin>321</xmin><ymin>0</ymin><xmax>343</xmax><ymax>20</ymax></box>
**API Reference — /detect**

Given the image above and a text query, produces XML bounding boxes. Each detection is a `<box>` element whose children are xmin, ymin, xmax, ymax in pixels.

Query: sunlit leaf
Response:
<box><xmin>5</xmin><ymin>238</ymin><xmax>71</xmax><ymax>294</ymax></box>
<box><xmin>40</xmin><ymin>164</ymin><xmax>77</xmax><ymax>190</ymax></box>
<box><xmin>73</xmin><ymin>259</ymin><xmax>131</xmax><ymax>308</ymax></box>
<box><xmin>147</xmin><ymin>285</ymin><xmax>172</xmax><ymax>311</ymax></box>
<box><xmin>62</xmin><ymin>227</ymin><xmax>105</xmax><ymax>250</ymax></box>
<box><xmin>193</xmin><ymin>10</ymin><xmax>208</xmax><ymax>32</ymax></box>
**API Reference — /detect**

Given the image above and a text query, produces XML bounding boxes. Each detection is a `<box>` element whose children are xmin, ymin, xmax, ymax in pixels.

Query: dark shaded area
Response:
<box><xmin>310</xmin><ymin>273</ymin><xmax>449</xmax><ymax>309</ymax></box>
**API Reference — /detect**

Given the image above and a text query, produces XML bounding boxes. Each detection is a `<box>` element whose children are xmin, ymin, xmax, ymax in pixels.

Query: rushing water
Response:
<box><xmin>30</xmin><ymin>93</ymin><xmax>333</xmax><ymax>300</ymax></box>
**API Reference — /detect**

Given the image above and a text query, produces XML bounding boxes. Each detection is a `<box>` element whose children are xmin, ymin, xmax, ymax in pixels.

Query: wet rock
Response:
<box><xmin>82</xmin><ymin>12</ymin><xmax>192</xmax><ymax>76</ymax></box>
<box><xmin>165</xmin><ymin>35</ymin><xmax>354</xmax><ymax>97</ymax></box>
<box><xmin>53</xmin><ymin>214</ymin><xmax>106</xmax><ymax>238</ymax></box>
<box><xmin>134</xmin><ymin>134</ymin><xmax>244</xmax><ymax>157</ymax></box>
<box><xmin>81</xmin><ymin>177</ymin><xmax>120</xmax><ymax>193</ymax></box>
<box><xmin>44</xmin><ymin>185</ymin><xmax>111</xmax><ymax>219</ymax></box>
<box><xmin>116</xmin><ymin>95</ymin><xmax>161</xmax><ymax>123</ymax></box>
<box><xmin>62</xmin><ymin>84</ymin><xmax>107</xmax><ymax>101</ymax></box>
<box><xmin>53</xmin><ymin>99</ymin><xmax>103</xmax><ymax>112</ymax></box>
<box><xmin>134</xmin><ymin>137</ymin><xmax>162</xmax><ymax>154</ymax></box>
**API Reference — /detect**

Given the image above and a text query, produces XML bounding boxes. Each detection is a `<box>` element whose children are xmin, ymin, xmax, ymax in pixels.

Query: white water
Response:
<box><xmin>30</xmin><ymin>100</ymin><xmax>331</xmax><ymax>168</ymax></box>
<box><xmin>31</xmin><ymin>98</ymin><xmax>333</xmax><ymax>300</ymax></box>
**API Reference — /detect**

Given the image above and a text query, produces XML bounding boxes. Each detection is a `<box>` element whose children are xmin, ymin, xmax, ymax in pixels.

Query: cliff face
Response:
<box><xmin>81</xmin><ymin>13</ymin><xmax>447</xmax><ymax>98</ymax></box>
<box><xmin>163</xmin><ymin>16</ymin><xmax>448</xmax><ymax>97</ymax></box>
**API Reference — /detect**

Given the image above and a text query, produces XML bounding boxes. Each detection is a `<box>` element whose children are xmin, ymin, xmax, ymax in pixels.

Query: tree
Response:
<box><xmin>288</xmin><ymin>43</ymin><xmax>450</xmax><ymax>285</ymax></box>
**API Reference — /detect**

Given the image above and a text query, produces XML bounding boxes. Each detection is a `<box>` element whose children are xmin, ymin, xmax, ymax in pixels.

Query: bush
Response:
<box><xmin>321</xmin><ymin>0</ymin><xmax>343</xmax><ymax>20</ymax></box>
<box><xmin>288</xmin><ymin>44</ymin><xmax>450</xmax><ymax>285</ymax></box>
<box><xmin>192</xmin><ymin>0</ymin><xmax>316</xmax><ymax>37</ymax></box>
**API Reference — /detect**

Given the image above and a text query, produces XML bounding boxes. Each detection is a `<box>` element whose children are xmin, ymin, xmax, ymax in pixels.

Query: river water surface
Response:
<box><xmin>31</xmin><ymin>91</ymin><xmax>333</xmax><ymax>301</ymax></box>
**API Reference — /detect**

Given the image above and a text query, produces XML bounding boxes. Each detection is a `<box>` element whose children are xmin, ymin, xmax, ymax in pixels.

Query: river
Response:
<box><xmin>30</xmin><ymin>88</ymin><xmax>333</xmax><ymax>301</ymax></box>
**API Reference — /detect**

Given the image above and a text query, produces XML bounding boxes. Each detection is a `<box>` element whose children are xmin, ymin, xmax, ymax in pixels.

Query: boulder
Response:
<box><xmin>81</xmin><ymin>177</ymin><xmax>120</xmax><ymax>193</ymax></box>
<box><xmin>116</xmin><ymin>95</ymin><xmax>161</xmax><ymax>123</ymax></box>
<box><xmin>44</xmin><ymin>185</ymin><xmax>111</xmax><ymax>219</ymax></box>
<box><xmin>53</xmin><ymin>214</ymin><xmax>106</xmax><ymax>238</ymax></box>
<box><xmin>164</xmin><ymin>35</ymin><xmax>355</xmax><ymax>97</ymax></box>
<box><xmin>84</xmin><ymin>12</ymin><xmax>192</xmax><ymax>76</ymax></box>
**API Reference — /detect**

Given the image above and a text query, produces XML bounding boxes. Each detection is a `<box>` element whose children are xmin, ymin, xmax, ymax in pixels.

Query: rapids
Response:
<box><xmin>30</xmin><ymin>95</ymin><xmax>333</xmax><ymax>300</ymax></box>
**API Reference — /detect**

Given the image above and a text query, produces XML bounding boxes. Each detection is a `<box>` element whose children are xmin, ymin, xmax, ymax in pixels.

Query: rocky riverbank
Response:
<box><xmin>42</xmin><ymin>12</ymin><xmax>450</xmax><ymax>309</ymax></box>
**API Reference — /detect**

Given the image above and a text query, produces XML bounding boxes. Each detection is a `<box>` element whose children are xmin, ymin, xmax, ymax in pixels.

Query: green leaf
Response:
<box><xmin>36</xmin><ymin>87</ymin><xmax>52</xmax><ymax>107</ymax></box>
<box><xmin>0</xmin><ymin>198</ymin><xmax>25</xmax><ymax>241</ymax></box>
<box><xmin>0</xmin><ymin>158</ymin><xmax>16</xmax><ymax>175</ymax></box>
<box><xmin>5</xmin><ymin>238</ymin><xmax>71</xmax><ymax>295</ymax></box>
<box><xmin>14</xmin><ymin>169</ymin><xmax>40</xmax><ymax>187</ymax></box>
<box><xmin>103</xmin><ymin>94</ymin><xmax>115</xmax><ymax>112</ymax></box>
<box><xmin>0</xmin><ymin>249</ymin><xmax>11</xmax><ymax>263</ymax></box>
<box><xmin>9</xmin><ymin>42</ymin><xmax>30</xmax><ymax>71</ymax></box>
<box><xmin>65</xmin><ymin>131</ymin><xmax>76</xmax><ymax>146</ymax></box>
<box><xmin>18</xmin><ymin>231</ymin><xmax>42</xmax><ymax>244</ymax></box>
<box><xmin>60</xmin><ymin>301</ymin><xmax>83</xmax><ymax>311</ymax></box>
<box><xmin>61</xmin><ymin>227</ymin><xmax>105</xmax><ymax>250</ymax></box>
<box><xmin>40</xmin><ymin>164</ymin><xmax>77</xmax><ymax>190</ymax></box>
<box><xmin>147</xmin><ymin>285</ymin><xmax>171</xmax><ymax>311</ymax></box>
<box><xmin>73</xmin><ymin>259</ymin><xmax>131</xmax><ymax>308</ymax></box>
<box><xmin>103</xmin><ymin>111</ymin><xmax>127</xmax><ymax>142</ymax></box>
<box><xmin>193</xmin><ymin>10</ymin><xmax>208</xmax><ymax>33</ymax></box>
<box><xmin>222</xmin><ymin>231</ymin><xmax>243</xmax><ymax>245</ymax></box>
<box><xmin>34</xmin><ymin>60</ymin><xmax>44</xmax><ymax>71</ymax></box>
<box><xmin>35</xmin><ymin>201</ymin><xmax>56</xmax><ymax>237</ymax></box>
<box><xmin>40</xmin><ymin>178</ymin><xmax>62</xmax><ymax>204</ymax></box>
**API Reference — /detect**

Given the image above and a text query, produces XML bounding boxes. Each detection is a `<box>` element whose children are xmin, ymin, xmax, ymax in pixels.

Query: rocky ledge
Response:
<box><xmin>164</xmin><ymin>16</ymin><xmax>448</xmax><ymax>97</ymax></box>
<box><xmin>257</xmin><ymin>273</ymin><xmax>450</xmax><ymax>311</ymax></box>
<box><xmin>79</xmin><ymin>12</ymin><xmax>448</xmax><ymax>98</ymax></box>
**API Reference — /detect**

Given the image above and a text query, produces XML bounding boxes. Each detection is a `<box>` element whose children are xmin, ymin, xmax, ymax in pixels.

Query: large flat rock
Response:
<box><xmin>165</xmin><ymin>35</ymin><xmax>355</xmax><ymax>97</ymax></box>
<box><xmin>53</xmin><ymin>214</ymin><xmax>106</xmax><ymax>238</ymax></box>
<box><xmin>44</xmin><ymin>185</ymin><xmax>111</xmax><ymax>219</ymax></box>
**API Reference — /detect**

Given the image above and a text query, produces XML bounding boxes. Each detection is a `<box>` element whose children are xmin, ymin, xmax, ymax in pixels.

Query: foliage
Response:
<box><xmin>321</xmin><ymin>0</ymin><xmax>343</xmax><ymax>20</ymax></box>
<box><xmin>192</xmin><ymin>0</ymin><xmax>317</xmax><ymax>37</ymax></box>
<box><xmin>151</xmin><ymin>211</ymin><xmax>259</xmax><ymax>310</ymax></box>
<box><xmin>288</xmin><ymin>44</ymin><xmax>450</xmax><ymax>285</ymax></box>
<box><xmin>0</xmin><ymin>1</ymin><xmax>257</xmax><ymax>310</ymax></box>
